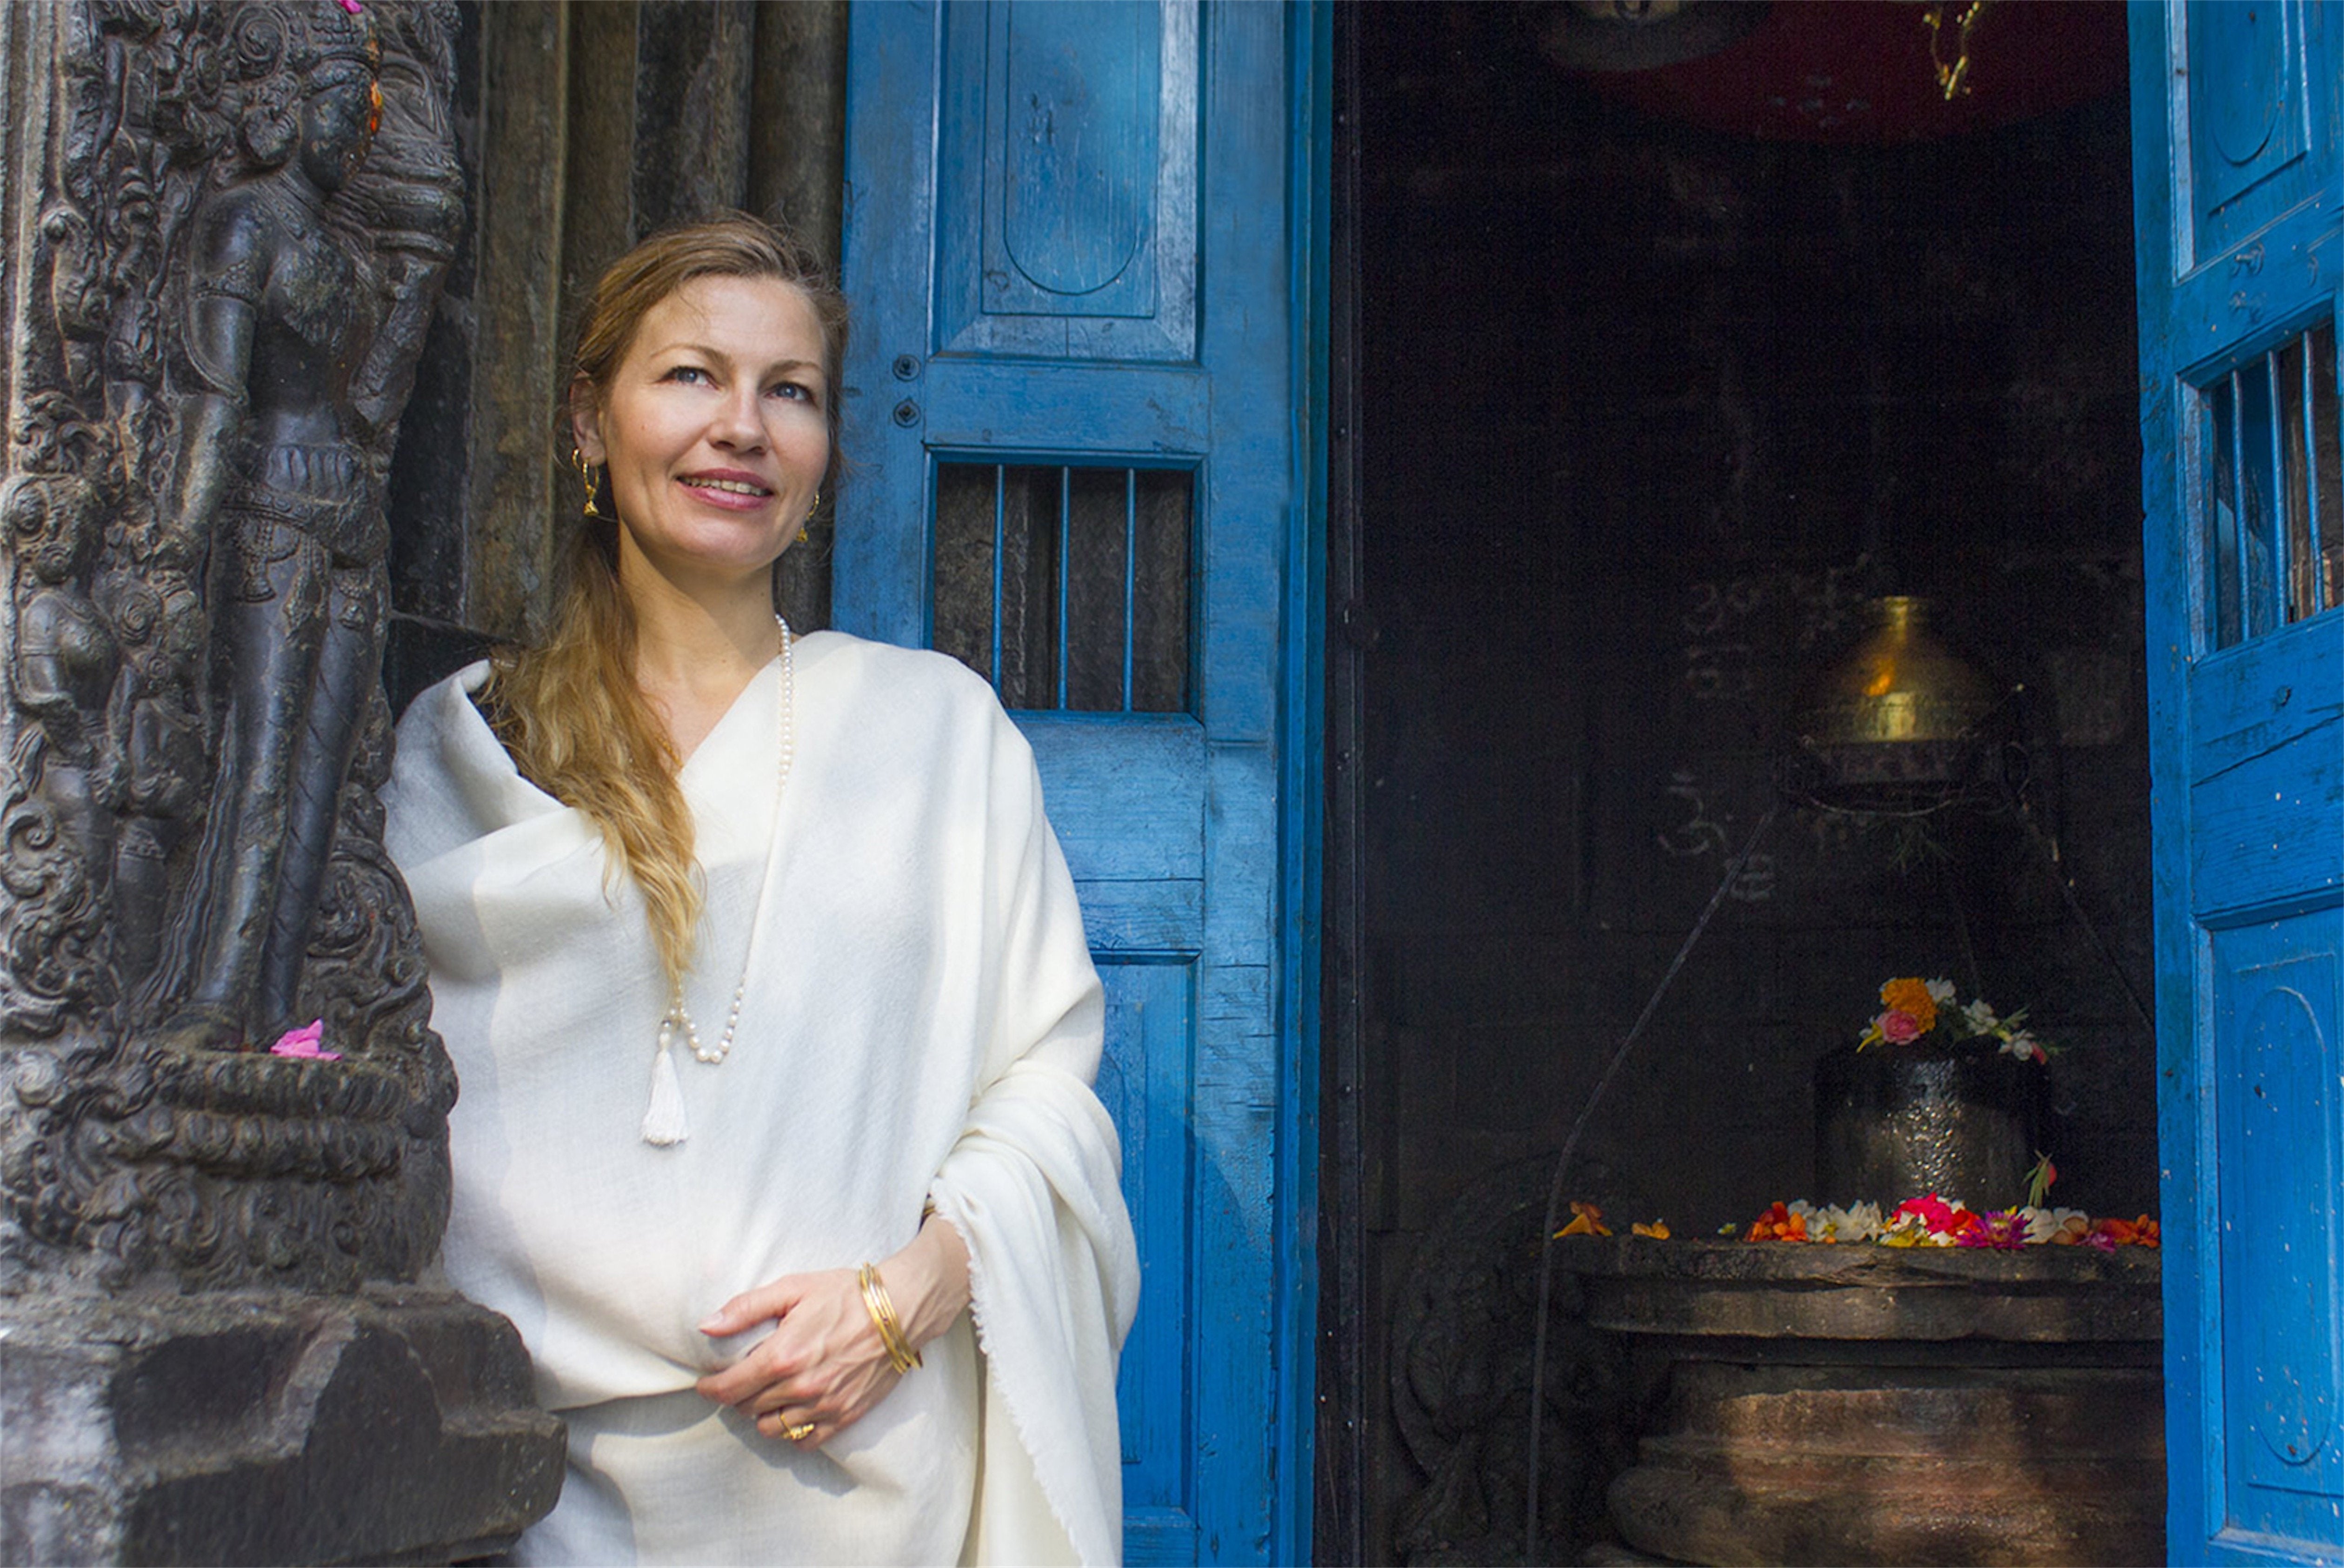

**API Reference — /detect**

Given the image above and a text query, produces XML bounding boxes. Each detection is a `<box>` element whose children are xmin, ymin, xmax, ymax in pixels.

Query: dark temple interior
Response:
<box><xmin>1343</xmin><ymin>4</ymin><xmax>2154</xmax><ymax>1556</ymax></box>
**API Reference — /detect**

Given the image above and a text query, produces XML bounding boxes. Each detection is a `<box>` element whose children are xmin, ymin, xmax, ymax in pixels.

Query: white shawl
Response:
<box><xmin>383</xmin><ymin>631</ymin><xmax>1138</xmax><ymax>1566</ymax></box>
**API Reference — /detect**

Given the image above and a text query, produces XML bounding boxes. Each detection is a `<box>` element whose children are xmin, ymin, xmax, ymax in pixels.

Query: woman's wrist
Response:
<box><xmin>879</xmin><ymin>1211</ymin><xmax>971</xmax><ymax>1351</ymax></box>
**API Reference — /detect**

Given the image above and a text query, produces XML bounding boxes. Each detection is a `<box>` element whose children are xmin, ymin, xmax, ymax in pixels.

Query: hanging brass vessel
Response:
<box><xmin>1790</xmin><ymin>596</ymin><xmax>2002</xmax><ymax>808</ymax></box>
<box><xmin>1796</xmin><ymin>596</ymin><xmax>1997</xmax><ymax>745</ymax></box>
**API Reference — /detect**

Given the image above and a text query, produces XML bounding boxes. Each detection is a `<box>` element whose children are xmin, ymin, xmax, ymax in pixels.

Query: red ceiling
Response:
<box><xmin>1564</xmin><ymin>2</ymin><xmax>2130</xmax><ymax>143</ymax></box>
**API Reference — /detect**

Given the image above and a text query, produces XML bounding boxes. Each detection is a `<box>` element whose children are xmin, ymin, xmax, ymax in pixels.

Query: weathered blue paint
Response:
<box><xmin>839</xmin><ymin>4</ymin><xmax>1325</xmax><ymax>1561</ymax></box>
<box><xmin>2130</xmin><ymin>3</ymin><xmax>2344</xmax><ymax>1560</ymax></box>
<box><xmin>999</xmin><ymin>5</ymin><xmax>1158</xmax><ymax>299</ymax></box>
<box><xmin>933</xmin><ymin>2</ymin><xmax>1199</xmax><ymax>362</ymax></box>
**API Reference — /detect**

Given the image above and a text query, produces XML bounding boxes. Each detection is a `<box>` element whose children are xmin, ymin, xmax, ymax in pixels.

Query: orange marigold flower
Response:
<box><xmin>1631</xmin><ymin>1220</ymin><xmax>1671</xmax><ymax>1240</ymax></box>
<box><xmin>1744</xmin><ymin>1201</ymin><xmax>1807</xmax><ymax>1242</ymax></box>
<box><xmin>1879</xmin><ymin>977</ymin><xmax>1939</xmax><ymax>1035</ymax></box>
<box><xmin>1555</xmin><ymin>1201</ymin><xmax>1612</xmax><ymax>1238</ymax></box>
<box><xmin>2088</xmin><ymin>1215</ymin><xmax>2161</xmax><ymax>1249</ymax></box>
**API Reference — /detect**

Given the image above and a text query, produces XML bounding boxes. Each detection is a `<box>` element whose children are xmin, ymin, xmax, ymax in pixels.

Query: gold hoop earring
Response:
<box><xmin>573</xmin><ymin>448</ymin><xmax>604</xmax><ymax>520</ymax></box>
<box><xmin>798</xmin><ymin>491</ymin><xmax>820</xmax><ymax>544</ymax></box>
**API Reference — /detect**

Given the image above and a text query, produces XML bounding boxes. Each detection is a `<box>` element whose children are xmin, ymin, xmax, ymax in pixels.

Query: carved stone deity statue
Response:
<box><xmin>154</xmin><ymin>2</ymin><xmax>425</xmax><ymax>1048</ymax></box>
<box><xmin>0</xmin><ymin>0</ymin><xmax>462</xmax><ymax>1294</ymax></box>
<box><xmin>0</xmin><ymin>6</ymin><xmax>562</xmax><ymax>1559</ymax></box>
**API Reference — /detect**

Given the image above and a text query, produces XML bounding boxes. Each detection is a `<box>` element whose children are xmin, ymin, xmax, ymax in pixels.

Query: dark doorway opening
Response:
<box><xmin>1320</xmin><ymin>5</ymin><xmax>2154</xmax><ymax>1560</ymax></box>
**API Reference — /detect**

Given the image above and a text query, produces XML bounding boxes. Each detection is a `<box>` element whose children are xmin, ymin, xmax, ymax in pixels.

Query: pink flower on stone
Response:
<box><xmin>269</xmin><ymin>1019</ymin><xmax>339</xmax><ymax>1061</ymax></box>
<box><xmin>1957</xmin><ymin>1209</ymin><xmax>2029</xmax><ymax>1250</ymax></box>
<box><xmin>1878</xmin><ymin>1010</ymin><xmax>1923</xmax><ymax>1045</ymax></box>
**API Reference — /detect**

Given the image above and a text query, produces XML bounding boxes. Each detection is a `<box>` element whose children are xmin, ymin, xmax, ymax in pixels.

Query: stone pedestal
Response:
<box><xmin>1</xmin><ymin>1285</ymin><xmax>566</xmax><ymax>1566</ymax></box>
<box><xmin>1557</xmin><ymin>1238</ymin><xmax>2163</xmax><ymax>1567</ymax></box>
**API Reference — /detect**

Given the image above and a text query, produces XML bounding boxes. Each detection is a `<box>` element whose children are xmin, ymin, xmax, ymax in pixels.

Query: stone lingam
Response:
<box><xmin>0</xmin><ymin>4</ymin><xmax>561</xmax><ymax>1561</ymax></box>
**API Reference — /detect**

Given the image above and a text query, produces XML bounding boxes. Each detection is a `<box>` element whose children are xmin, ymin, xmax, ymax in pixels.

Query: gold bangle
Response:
<box><xmin>860</xmin><ymin>1264</ymin><xmax>921</xmax><ymax>1374</ymax></box>
<box><xmin>858</xmin><ymin>1262</ymin><xmax>923</xmax><ymax>1375</ymax></box>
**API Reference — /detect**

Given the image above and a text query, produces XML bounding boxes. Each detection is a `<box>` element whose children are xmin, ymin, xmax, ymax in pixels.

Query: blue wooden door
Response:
<box><xmin>836</xmin><ymin>5</ymin><xmax>1324</xmax><ymax>1562</ymax></box>
<box><xmin>2131</xmin><ymin>3</ymin><xmax>2344</xmax><ymax>1559</ymax></box>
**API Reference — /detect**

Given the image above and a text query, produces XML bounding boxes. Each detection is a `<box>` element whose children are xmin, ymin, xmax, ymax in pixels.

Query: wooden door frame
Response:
<box><xmin>1314</xmin><ymin>2</ymin><xmax>1367</xmax><ymax>1559</ymax></box>
<box><xmin>1285</xmin><ymin>8</ymin><xmax>1337</xmax><ymax>1563</ymax></box>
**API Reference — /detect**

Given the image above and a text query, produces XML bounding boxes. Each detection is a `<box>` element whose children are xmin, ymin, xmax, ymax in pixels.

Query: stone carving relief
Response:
<box><xmin>1389</xmin><ymin>1158</ymin><xmax>1636</xmax><ymax>1565</ymax></box>
<box><xmin>0</xmin><ymin>0</ymin><xmax>464</xmax><ymax>1293</ymax></box>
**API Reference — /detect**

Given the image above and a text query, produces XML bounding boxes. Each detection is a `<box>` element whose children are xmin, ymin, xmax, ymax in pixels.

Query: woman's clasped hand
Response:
<box><xmin>696</xmin><ymin>1214</ymin><xmax>972</xmax><ymax>1447</ymax></box>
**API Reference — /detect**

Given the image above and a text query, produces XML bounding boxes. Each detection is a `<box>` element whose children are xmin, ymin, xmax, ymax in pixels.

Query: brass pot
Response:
<box><xmin>1795</xmin><ymin>595</ymin><xmax>1997</xmax><ymax>746</ymax></box>
<box><xmin>1788</xmin><ymin>596</ymin><xmax>2002</xmax><ymax>809</ymax></box>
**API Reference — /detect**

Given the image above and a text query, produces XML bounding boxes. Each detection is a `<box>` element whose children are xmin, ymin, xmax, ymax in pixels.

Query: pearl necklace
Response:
<box><xmin>641</xmin><ymin>616</ymin><xmax>793</xmax><ymax>1145</ymax></box>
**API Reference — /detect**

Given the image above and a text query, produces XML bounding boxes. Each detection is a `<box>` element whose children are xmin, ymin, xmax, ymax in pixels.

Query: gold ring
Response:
<box><xmin>783</xmin><ymin>1421</ymin><xmax>814</xmax><ymax>1442</ymax></box>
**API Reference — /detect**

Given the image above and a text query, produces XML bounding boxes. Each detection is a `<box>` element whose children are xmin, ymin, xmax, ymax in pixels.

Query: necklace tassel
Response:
<box><xmin>641</xmin><ymin>1039</ymin><xmax>689</xmax><ymax>1146</ymax></box>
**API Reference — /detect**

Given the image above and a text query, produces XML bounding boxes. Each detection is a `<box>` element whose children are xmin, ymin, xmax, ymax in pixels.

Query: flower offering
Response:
<box><xmin>268</xmin><ymin>1019</ymin><xmax>339</xmax><ymax>1061</ymax></box>
<box><xmin>1732</xmin><ymin>1191</ymin><xmax>2156</xmax><ymax>1250</ymax></box>
<box><xmin>1857</xmin><ymin>975</ymin><xmax>2050</xmax><ymax>1063</ymax></box>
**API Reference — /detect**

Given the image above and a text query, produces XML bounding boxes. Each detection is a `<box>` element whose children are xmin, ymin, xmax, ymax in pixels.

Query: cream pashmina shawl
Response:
<box><xmin>384</xmin><ymin>631</ymin><xmax>1138</xmax><ymax>1566</ymax></box>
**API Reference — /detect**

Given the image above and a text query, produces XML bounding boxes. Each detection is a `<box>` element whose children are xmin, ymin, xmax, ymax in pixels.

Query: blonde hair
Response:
<box><xmin>486</xmin><ymin>213</ymin><xmax>848</xmax><ymax>992</ymax></box>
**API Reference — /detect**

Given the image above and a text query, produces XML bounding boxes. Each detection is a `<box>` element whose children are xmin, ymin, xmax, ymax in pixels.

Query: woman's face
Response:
<box><xmin>575</xmin><ymin>275</ymin><xmax>831</xmax><ymax>597</ymax></box>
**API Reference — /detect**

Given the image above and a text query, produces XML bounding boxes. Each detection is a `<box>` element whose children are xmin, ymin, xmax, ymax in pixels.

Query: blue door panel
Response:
<box><xmin>2168</xmin><ymin>2</ymin><xmax>2341</xmax><ymax>357</ymax></box>
<box><xmin>2211</xmin><ymin>913</ymin><xmax>2344</xmax><ymax>1541</ymax></box>
<box><xmin>2186</xmin><ymin>620</ymin><xmax>2344</xmax><ymax>918</ymax></box>
<box><xmin>933</xmin><ymin>0</ymin><xmax>1199</xmax><ymax>361</ymax></box>
<box><xmin>2185</xmin><ymin>0</ymin><xmax>2331</xmax><ymax>257</ymax></box>
<box><xmin>998</xmin><ymin>6</ymin><xmax>1159</xmax><ymax>304</ymax></box>
<box><xmin>1096</xmin><ymin>958</ymin><xmax>1200</xmax><ymax>1563</ymax></box>
<box><xmin>1068</xmin><ymin>879</ymin><xmax>1205</xmax><ymax>955</ymax></box>
<box><xmin>1023</xmin><ymin>714</ymin><xmax>1206</xmax><ymax>882</ymax></box>
<box><xmin>921</xmin><ymin>365</ymin><xmax>1211</xmax><ymax>453</ymax></box>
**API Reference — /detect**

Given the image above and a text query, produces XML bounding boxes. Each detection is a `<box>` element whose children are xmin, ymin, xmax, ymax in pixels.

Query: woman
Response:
<box><xmin>383</xmin><ymin>215</ymin><xmax>1137</xmax><ymax>1566</ymax></box>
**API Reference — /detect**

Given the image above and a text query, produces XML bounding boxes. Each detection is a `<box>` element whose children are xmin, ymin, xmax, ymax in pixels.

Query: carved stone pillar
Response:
<box><xmin>0</xmin><ymin>4</ymin><xmax>562</xmax><ymax>1559</ymax></box>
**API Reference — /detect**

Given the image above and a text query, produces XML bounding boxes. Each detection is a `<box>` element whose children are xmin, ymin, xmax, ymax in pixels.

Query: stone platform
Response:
<box><xmin>1</xmin><ymin>1284</ymin><xmax>566</xmax><ymax>1566</ymax></box>
<box><xmin>1555</xmin><ymin>1237</ymin><xmax>2163</xmax><ymax>1567</ymax></box>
